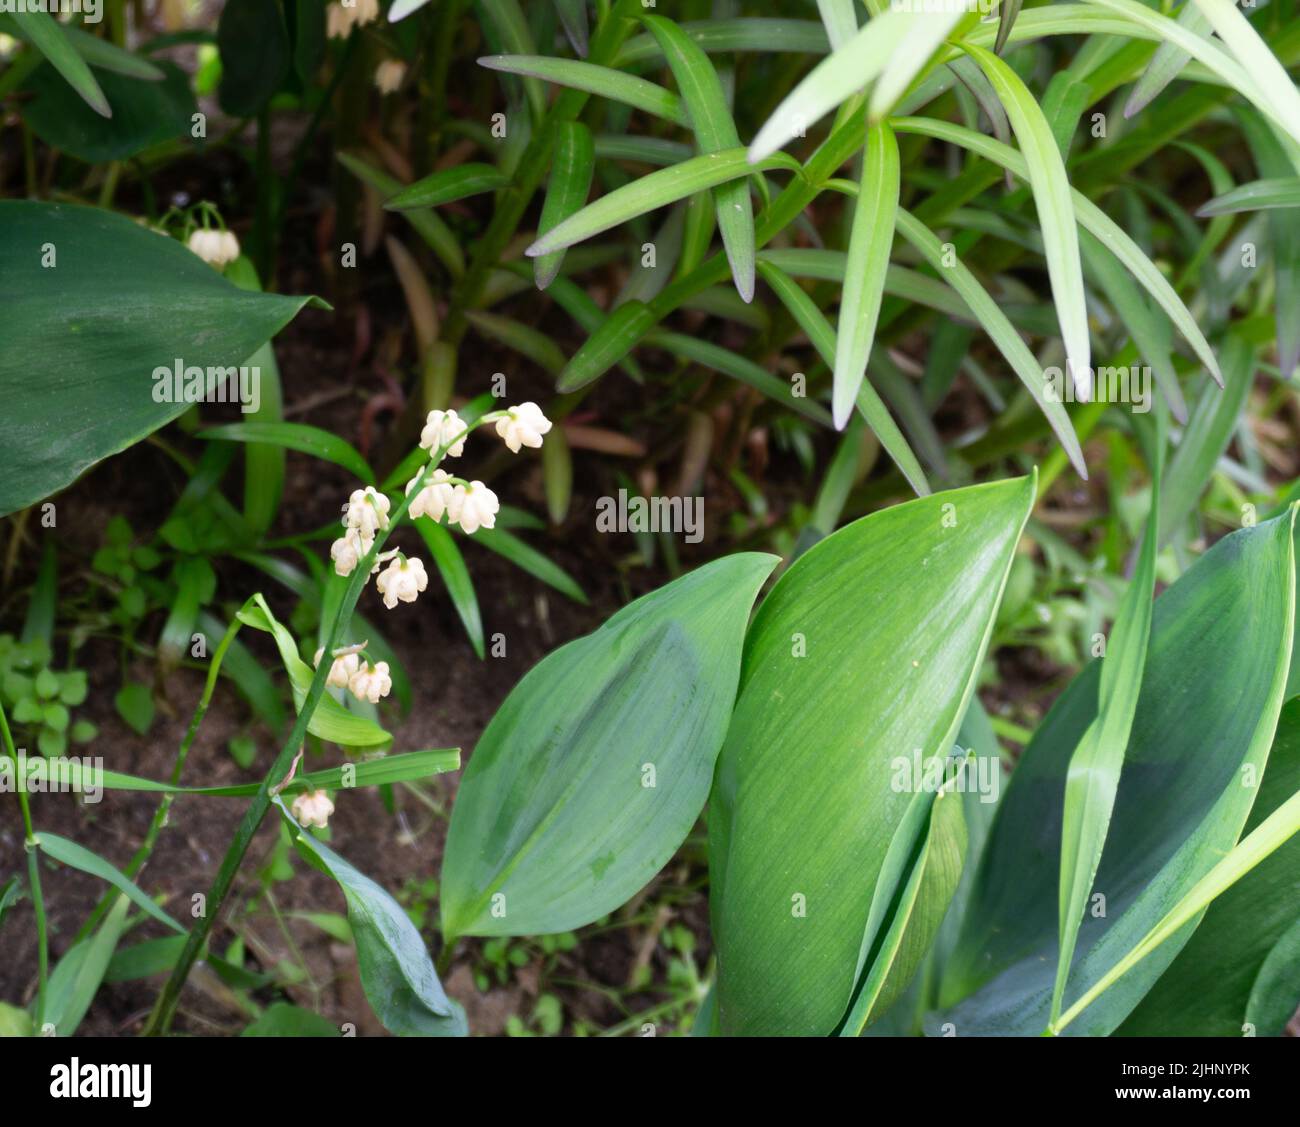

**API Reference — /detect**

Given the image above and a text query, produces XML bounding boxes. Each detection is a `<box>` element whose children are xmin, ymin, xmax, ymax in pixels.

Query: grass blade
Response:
<box><xmin>13</xmin><ymin>10</ymin><xmax>110</xmax><ymax>117</ymax></box>
<box><xmin>869</xmin><ymin>11</ymin><xmax>964</xmax><ymax>121</ymax></box>
<box><xmin>1125</xmin><ymin>2</ymin><xmax>1211</xmax><ymax>119</ymax></box>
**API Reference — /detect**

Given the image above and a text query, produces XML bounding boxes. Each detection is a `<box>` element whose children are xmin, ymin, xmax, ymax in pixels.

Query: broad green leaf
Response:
<box><xmin>1050</xmin><ymin>414</ymin><xmax>1163</xmax><ymax>1025</ymax></box>
<box><xmin>833</xmin><ymin>120</ymin><xmax>898</xmax><ymax>430</ymax></box>
<box><xmin>1197</xmin><ymin>177</ymin><xmax>1300</xmax><ymax>216</ymax></box>
<box><xmin>535</xmin><ymin>120</ymin><xmax>596</xmax><ymax>289</ymax></box>
<box><xmin>478</xmin><ymin>56</ymin><xmax>688</xmax><ymax>126</ymax></box>
<box><xmin>21</xmin><ymin>60</ymin><xmax>194</xmax><ymax>163</ymax></box>
<box><xmin>280</xmin><ymin>799</ymin><xmax>467</xmax><ymax>1036</ymax></box>
<box><xmin>0</xmin><ymin>202</ymin><xmax>323</xmax><ymax>518</ymax></box>
<box><xmin>964</xmin><ymin>43</ymin><xmax>1090</xmax><ymax>402</ymax></box>
<box><xmin>1119</xmin><ymin>698</ymin><xmax>1300</xmax><ymax>1036</ymax></box>
<box><xmin>0</xmin><ymin>18</ymin><xmax>164</xmax><ymax>81</ymax></box>
<box><xmin>892</xmin><ymin>117</ymin><xmax>1223</xmax><ymax>386</ymax></box>
<box><xmin>893</xmin><ymin>209</ymin><xmax>1087</xmax><ymax>480</ymax></box>
<box><xmin>198</xmin><ymin>421</ymin><xmax>372</xmax><ymax>484</ymax></box>
<box><xmin>748</xmin><ymin>8</ymin><xmax>913</xmax><ymax>161</ymax></box>
<box><xmin>441</xmin><ymin>553</ymin><xmax>778</xmax><ymax>939</ymax></box>
<box><xmin>642</xmin><ymin>15</ymin><xmax>755</xmax><ymax>302</ymax></box>
<box><xmin>839</xmin><ymin>760</ymin><xmax>969</xmax><ymax>1035</ymax></box>
<box><xmin>217</xmin><ymin>0</ymin><xmax>290</xmax><ymax>117</ymax></box>
<box><xmin>11</xmin><ymin>10</ymin><xmax>109</xmax><ymax>117</ymax></box>
<box><xmin>242</xmin><ymin>1002</ymin><xmax>340</xmax><ymax>1037</ymax></box>
<box><xmin>384</xmin><ymin>163</ymin><xmax>510</xmax><ymax>211</ymax></box>
<box><xmin>36</xmin><ymin>832</ymin><xmax>184</xmax><ymax>935</ymax></box>
<box><xmin>940</xmin><ymin>508</ymin><xmax>1296</xmax><ymax>1035</ymax></box>
<box><xmin>526</xmin><ymin>150</ymin><xmax>798</xmax><ymax>260</ymax></box>
<box><xmin>1159</xmin><ymin>335</ymin><xmax>1255</xmax><ymax>544</ymax></box>
<box><xmin>756</xmin><ymin>258</ymin><xmax>929</xmax><ymax>495</ymax></box>
<box><xmin>1058</xmin><ymin>737</ymin><xmax>1300</xmax><ymax>1033</ymax></box>
<box><xmin>710</xmin><ymin>476</ymin><xmax>1036</xmax><ymax>1035</ymax></box>
<box><xmin>1245</xmin><ymin>916</ymin><xmax>1300</xmax><ymax>1037</ymax></box>
<box><xmin>42</xmin><ymin>897</ymin><xmax>129</xmax><ymax>1037</ymax></box>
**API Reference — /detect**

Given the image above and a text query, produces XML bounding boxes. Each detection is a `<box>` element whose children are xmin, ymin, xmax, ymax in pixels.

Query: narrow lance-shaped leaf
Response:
<box><xmin>748</xmin><ymin>8</ymin><xmax>914</xmax><ymax>161</ymax></box>
<box><xmin>756</xmin><ymin>258</ymin><xmax>930</xmax><ymax>495</ymax></box>
<box><xmin>815</xmin><ymin>0</ymin><xmax>857</xmax><ymax>51</ymax></box>
<box><xmin>834</xmin><ymin>119</ymin><xmax>899</xmax><ymax>430</ymax></box>
<box><xmin>12</xmin><ymin>9</ymin><xmax>110</xmax><ymax>117</ymax></box>
<box><xmin>384</xmin><ymin>164</ymin><xmax>510</xmax><ymax>211</ymax></box>
<box><xmin>534</xmin><ymin>121</ymin><xmax>596</xmax><ymax>290</ymax></box>
<box><xmin>643</xmin><ymin>15</ymin><xmax>756</xmax><ymax>302</ymax></box>
<box><xmin>526</xmin><ymin>150</ymin><xmax>799</xmax><ymax>259</ymax></box>
<box><xmin>869</xmin><ymin>10</ymin><xmax>965</xmax><ymax>121</ymax></box>
<box><xmin>964</xmin><ymin>42</ymin><xmax>1091</xmax><ymax>401</ymax></box>
<box><xmin>1197</xmin><ymin>178</ymin><xmax>1300</xmax><ymax>216</ymax></box>
<box><xmin>893</xmin><ymin>208</ymin><xmax>1087</xmax><ymax>480</ymax></box>
<box><xmin>478</xmin><ymin>56</ymin><xmax>688</xmax><ymax>126</ymax></box>
<box><xmin>1125</xmin><ymin>1</ymin><xmax>1212</xmax><ymax>119</ymax></box>
<box><xmin>1050</xmin><ymin>409</ymin><xmax>1165</xmax><ymax>1027</ymax></box>
<box><xmin>892</xmin><ymin>116</ymin><xmax>1223</xmax><ymax>387</ymax></box>
<box><xmin>1190</xmin><ymin>0</ymin><xmax>1300</xmax><ymax>154</ymax></box>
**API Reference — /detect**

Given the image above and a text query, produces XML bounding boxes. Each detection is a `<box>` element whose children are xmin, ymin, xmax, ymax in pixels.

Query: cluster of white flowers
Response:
<box><xmin>187</xmin><ymin>227</ymin><xmax>240</xmax><ymax>267</ymax></box>
<box><xmin>327</xmin><ymin>0</ymin><xmax>379</xmax><ymax>39</ymax></box>
<box><xmin>326</xmin><ymin>403</ymin><xmax>552</xmax><ymax>614</ymax></box>
<box><xmin>314</xmin><ymin>645</ymin><xmax>392</xmax><ymax>703</ymax></box>
<box><xmin>374</xmin><ymin>59</ymin><xmax>406</xmax><ymax>95</ymax></box>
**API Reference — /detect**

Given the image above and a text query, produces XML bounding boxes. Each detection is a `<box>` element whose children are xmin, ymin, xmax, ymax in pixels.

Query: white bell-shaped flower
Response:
<box><xmin>407</xmin><ymin>468</ymin><xmax>456</xmax><ymax>522</ymax></box>
<box><xmin>375</xmin><ymin>556</ymin><xmax>429</xmax><ymax>609</ymax></box>
<box><xmin>187</xmin><ymin>228</ymin><xmax>240</xmax><ymax>267</ymax></box>
<box><xmin>419</xmin><ymin>409</ymin><xmax>467</xmax><ymax>458</ymax></box>
<box><xmin>330</xmin><ymin>527</ymin><xmax>374</xmax><ymax>576</ymax></box>
<box><xmin>374</xmin><ymin>59</ymin><xmax>406</xmax><ymax>94</ymax></box>
<box><xmin>495</xmin><ymin>402</ymin><xmax>553</xmax><ymax>453</ymax></box>
<box><xmin>447</xmin><ymin>480</ymin><xmax>499</xmax><ymax>534</ymax></box>
<box><xmin>348</xmin><ymin>660</ymin><xmax>392</xmax><ymax>703</ymax></box>
<box><xmin>343</xmin><ymin>486</ymin><xmax>391</xmax><ymax>536</ymax></box>
<box><xmin>314</xmin><ymin>647</ymin><xmax>361</xmax><ymax>690</ymax></box>
<box><xmin>291</xmin><ymin>788</ymin><xmax>335</xmax><ymax>829</ymax></box>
